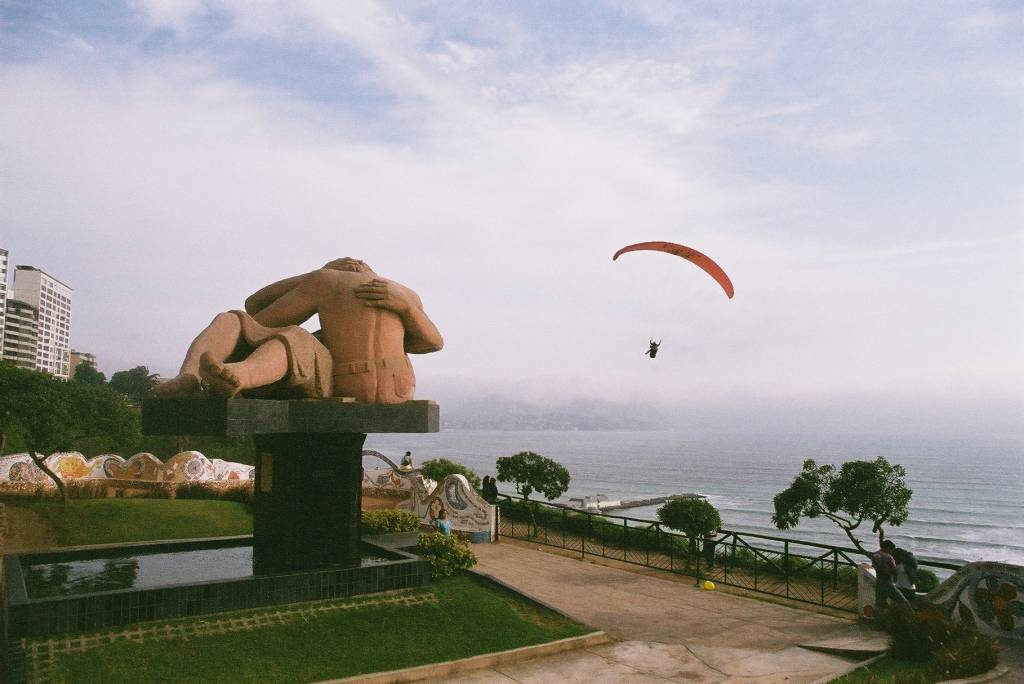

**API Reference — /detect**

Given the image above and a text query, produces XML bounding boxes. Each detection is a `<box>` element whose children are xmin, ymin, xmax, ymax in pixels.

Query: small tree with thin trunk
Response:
<box><xmin>0</xmin><ymin>363</ymin><xmax>76</xmax><ymax>508</ymax></box>
<box><xmin>496</xmin><ymin>451</ymin><xmax>570</xmax><ymax>535</ymax></box>
<box><xmin>657</xmin><ymin>497</ymin><xmax>721</xmax><ymax>568</ymax></box>
<box><xmin>772</xmin><ymin>457</ymin><xmax>912</xmax><ymax>555</ymax></box>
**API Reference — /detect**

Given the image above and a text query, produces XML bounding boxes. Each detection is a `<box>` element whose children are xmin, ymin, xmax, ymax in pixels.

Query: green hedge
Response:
<box><xmin>361</xmin><ymin>509</ymin><xmax>421</xmax><ymax>535</ymax></box>
<box><xmin>417</xmin><ymin>532</ymin><xmax>477</xmax><ymax>578</ymax></box>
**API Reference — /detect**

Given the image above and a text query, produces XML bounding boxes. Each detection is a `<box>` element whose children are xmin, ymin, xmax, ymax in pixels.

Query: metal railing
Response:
<box><xmin>496</xmin><ymin>494</ymin><xmax>962</xmax><ymax>614</ymax></box>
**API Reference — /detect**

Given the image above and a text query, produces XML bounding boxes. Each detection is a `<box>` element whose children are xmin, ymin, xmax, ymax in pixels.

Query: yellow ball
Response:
<box><xmin>702</xmin><ymin>580</ymin><xmax>715</xmax><ymax>591</ymax></box>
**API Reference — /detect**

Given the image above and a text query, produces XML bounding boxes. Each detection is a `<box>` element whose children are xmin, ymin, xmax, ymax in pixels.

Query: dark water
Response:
<box><xmin>23</xmin><ymin>546</ymin><xmax>395</xmax><ymax>598</ymax></box>
<box><xmin>366</xmin><ymin>430</ymin><xmax>1024</xmax><ymax>566</ymax></box>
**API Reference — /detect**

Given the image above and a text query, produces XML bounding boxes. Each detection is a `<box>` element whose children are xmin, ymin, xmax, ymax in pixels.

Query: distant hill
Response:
<box><xmin>439</xmin><ymin>395</ymin><xmax>665</xmax><ymax>430</ymax></box>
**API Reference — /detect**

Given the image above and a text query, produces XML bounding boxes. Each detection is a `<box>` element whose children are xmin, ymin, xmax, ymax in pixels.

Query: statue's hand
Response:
<box><xmin>353</xmin><ymin>279</ymin><xmax>411</xmax><ymax>314</ymax></box>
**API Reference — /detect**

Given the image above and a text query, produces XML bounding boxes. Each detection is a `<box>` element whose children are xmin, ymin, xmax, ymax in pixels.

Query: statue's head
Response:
<box><xmin>323</xmin><ymin>258</ymin><xmax>370</xmax><ymax>273</ymax></box>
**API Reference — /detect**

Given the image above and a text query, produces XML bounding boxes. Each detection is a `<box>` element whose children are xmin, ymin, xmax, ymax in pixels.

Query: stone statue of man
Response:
<box><xmin>153</xmin><ymin>258</ymin><xmax>443</xmax><ymax>403</ymax></box>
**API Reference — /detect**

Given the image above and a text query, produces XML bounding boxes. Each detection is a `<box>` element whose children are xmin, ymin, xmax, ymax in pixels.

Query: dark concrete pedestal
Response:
<box><xmin>142</xmin><ymin>397</ymin><xmax>438</xmax><ymax>573</ymax></box>
<box><xmin>252</xmin><ymin>432</ymin><xmax>365</xmax><ymax>572</ymax></box>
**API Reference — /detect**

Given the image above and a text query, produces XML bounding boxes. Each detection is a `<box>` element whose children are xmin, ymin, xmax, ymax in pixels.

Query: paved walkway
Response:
<box><xmin>434</xmin><ymin>542</ymin><xmax>880</xmax><ymax>683</ymax></box>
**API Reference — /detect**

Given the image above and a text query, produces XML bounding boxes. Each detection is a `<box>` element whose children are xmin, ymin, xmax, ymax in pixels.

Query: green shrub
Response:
<box><xmin>419</xmin><ymin>458</ymin><xmax>481</xmax><ymax>490</ymax></box>
<box><xmin>361</xmin><ymin>509</ymin><xmax>421</xmax><ymax>535</ymax></box>
<box><xmin>175</xmin><ymin>481</ymin><xmax>253</xmax><ymax>504</ymax></box>
<box><xmin>417</xmin><ymin>532</ymin><xmax>477</xmax><ymax>578</ymax></box>
<box><xmin>929</xmin><ymin>629</ymin><xmax>999</xmax><ymax>679</ymax></box>
<box><xmin>887</xmin><ymin>603</ymin><xmax>999</xmax><ymax>677</ymax></box>
<box><xmin>916</xmin><ymin>569</ymin><xmax>939</xmax><ymax>593</ymax></box>
<box><xmin>887</xmin><ymin>604</ymin><xmax>949</xmax><ymax>661</ymax></box>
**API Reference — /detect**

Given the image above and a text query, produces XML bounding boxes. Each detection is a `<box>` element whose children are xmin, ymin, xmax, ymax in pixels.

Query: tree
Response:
<box><xmin>109</xmin><ymin>365</ymin><xmax>159</xmax><ymax>406</ymax></box>
<box><xmin>0</xmin><ymin>363</ymin><xmax>76</xmax><ymax>506</ymax></box>
<box><xmin>0</xmin><ymin>363</ymin><xmax>143</xmax><ymax>506</ymax></box>
<box><xmin>656</xmin><ymin>497</ymin><xmax>721</xmax><ymax>567</ymax></box>
<box><xmin>496</xmin><ymin>451</ymin><xmax>570</xmax><ymax>502</ymax></box>
<box><xmin>66</xmin><ymin>382</ymin><xmax>141</xmax><ymax>455</ymax></box>
<box><xmin>419</xmin><ymin>458</ymin><xmax>481</xmax><ymax>490</ymax></box>
<box><xmin>772</xmin><ymin>457</ymin><xmax>912</xmax><ymax>555</ymax></box>
<box><xmin>496</xmin><ymin>451</ymin><xmax>570</xmax><ymax>535</ymax></box>
<box><xmin>72</xmin><ymin>363</ymin><xmax>106</xmax><ymax>386</ymax></box>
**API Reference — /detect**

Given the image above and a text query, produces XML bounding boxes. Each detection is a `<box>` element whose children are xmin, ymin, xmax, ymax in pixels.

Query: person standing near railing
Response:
<box><xmin>702</xmin><ymin>529</ymin><xmax>719</xmax><ymax>568</ymax></box>
<box><xmin>871</xmin><ymin>539</ymin><xmax>910</xmax><ymax>627</ymax></box>
<box><xmin>482</xmin><ymin>476</ymin><xmax>498</xmax><ymax>505</ymax></box>
<box><xmin>893</xmin><ymin>544</ymin><xmax>919</xmax><ymax>601</ymax></box>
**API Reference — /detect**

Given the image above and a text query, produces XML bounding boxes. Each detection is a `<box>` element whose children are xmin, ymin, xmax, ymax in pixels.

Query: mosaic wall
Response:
<box><xmin>361</xmin><ymin>450</ymin><xmax>495</xmax><ymax>541</ymax></box>
<box><xmin>858</xmin><ymin>560</ymin><xmax>1024</xmax><ymax>639</ymax></box>
<box><xmin>0</xmin><ymin>451</ymin><xmax>254</xmax><ymax>484</ymax></box>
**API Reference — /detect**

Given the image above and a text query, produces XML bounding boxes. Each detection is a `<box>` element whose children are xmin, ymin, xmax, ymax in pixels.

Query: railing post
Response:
<box><xmin>833</xmin><ymin>550</ymin><xmax>839</xmax><ymax>590</ymax></box>
<box><xmin>561</xmin><ymin>506</ymin><xmax>566</xmax><ymax>549</ymax></box>
<box><xmin>646</xmin><ymin>526</ymin><xmax>650</xmax><ymax>567</ymax></box>
<box><xmin>696</xmin><ymin>534</ymin><xmax>702</xmax><ymax>586</ymax></box>
<box><xmin>724</xmin><ymin>532</ymin><xmax>729</xmax><ymax>584</ymax></box>
<box><xmin>753</xmin><ymin>547</ymin><xmax>758</xmax><ymax>591</ymax></box>
<box><xmin>669</xmin><ymin>530</ymin><xmax>675</xmax><ymax>572</ymax></box>
<box><xmin>820</xmin><ymin>557</ymin><xmax>826</xmax><ymax>606</ymax></box>
<box><xmin>784</xmin><ymin>540</ymin><xmax>790</xmax><ymax>599</ymax></box>
<box><xmin>581</xmin><ymin>512</ymin><xmax>587</xmax><ymax>558</ymax></box>
<box><xmin>623</xmin><ymin>518</ymin><xmax>628</xmax><ymax>562</ymax></box>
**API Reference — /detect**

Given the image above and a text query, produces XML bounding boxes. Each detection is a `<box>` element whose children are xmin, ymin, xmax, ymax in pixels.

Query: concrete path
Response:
<box><xmin>434</xmin><ymin>542</ymin><xmax>875</xmax><ymax>683</ymax></box>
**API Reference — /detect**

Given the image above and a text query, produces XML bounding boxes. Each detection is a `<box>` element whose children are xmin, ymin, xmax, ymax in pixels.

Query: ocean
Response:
<box><xmin>364</xmin><ymin>430</ymin><xmax>1024</xmax><ymax>567</ymax></box>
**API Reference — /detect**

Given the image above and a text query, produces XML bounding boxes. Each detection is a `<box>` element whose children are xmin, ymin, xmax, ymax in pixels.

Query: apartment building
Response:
<box><xmin>69</xmin><ymin>350</ymin><xmax>98</xmax><ymax>379</ymax></box>
<box><xmin>1</xmin><ymin>299</ymin><xmax>40</xmax><ymax>369</ymax></box>
<box><xmin>0</xmin><ymin>247</ymin><xmax>7</xmax><ymax>357</ymax></box>
<box><xmin>11</xmin><ymin>265</ymin><xmax>73</xmax><ymax>380</ymax></box>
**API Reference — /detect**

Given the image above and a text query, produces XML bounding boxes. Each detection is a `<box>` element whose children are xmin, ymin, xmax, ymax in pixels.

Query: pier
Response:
<box><xmin>567</xmin><ymin>493</ymin><xmax>705</xmax><ymax>512</ymax></box>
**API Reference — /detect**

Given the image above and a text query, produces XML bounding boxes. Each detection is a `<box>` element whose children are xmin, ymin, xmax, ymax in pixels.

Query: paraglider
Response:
<box><xmin>645</xmin><ymin>339</ymin><xmax>661</xmax><ymax>358</ymax></box>
<box><xmin>612</xmin><ymin>241</ymin><xmax>734</xmax><ymax>299</ymax></box>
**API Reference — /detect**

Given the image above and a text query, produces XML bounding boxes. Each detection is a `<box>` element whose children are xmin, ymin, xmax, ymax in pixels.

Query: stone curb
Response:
<box><xmin>811</xmin><ymin>655</ymin><xmax>1010</xmax><ymax>684</ymax></box>
<box><xmin>467</xmin><ymin>567</ymin><xmax>581</xmax><ymax>622</ymax></box>
<box><xmin>809</xmin><ymin>653</ymin><xmax>885</xmax><ymax>684</ymax></box>
<box><xmin>938</xmin><ymin>665</ymin><xmax>1009</xmax><ymax>683</ymax></box>
<box><xmin>317</xmin><ymin>631</ymin><xmax>611</xmax><ymax>683</ymax></box>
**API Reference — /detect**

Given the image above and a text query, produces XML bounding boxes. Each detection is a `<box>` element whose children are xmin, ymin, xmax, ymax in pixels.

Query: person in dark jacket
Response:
<box><xmin>482</xmin><ymin>476</ymin><xmax>499</xmax><ymax>504</ymax></box>
<box><xmin>871</xmin><ymin>539</ymin><xmax>909</xmax><ymax>626</ymax></box>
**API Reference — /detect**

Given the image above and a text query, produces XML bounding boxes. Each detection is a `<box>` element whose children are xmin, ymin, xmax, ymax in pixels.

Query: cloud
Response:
<box><xmin>951</xmin><ymin>7</ymin><xmax>1024</xmax><ymax>35</ymax></box>
<box><xmin>132</xmin><ymin>0</ymin><xmax>209</xmax><ymax>33</ymax></box>
<box><xmin>1</xmin><ymin>1</ymin><xmax>1022</xmax><ymax>436</ymax></box>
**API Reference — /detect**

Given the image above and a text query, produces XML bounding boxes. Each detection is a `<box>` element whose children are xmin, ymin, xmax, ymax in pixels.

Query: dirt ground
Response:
<box><xmin>361</xmin><ymin>494</ymin><xmax>408</xmax><ymax>510</ymax></box>
<box><xmin>0</xmin><ymin>502</ymin><xmax>56</xmax><ymax>553</ymax></box>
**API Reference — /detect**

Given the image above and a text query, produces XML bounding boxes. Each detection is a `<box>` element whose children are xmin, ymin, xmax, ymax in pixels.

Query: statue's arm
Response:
<box><xmin>244</xmin><ymin>274</ymin><xmax>311</xmax><ymax>316</ymax></box>
<box><xmin>353</xmin><ymin>280</ymin><xmax>444</xmax><ymax>354</ymax></box>
<box><xmin>245</xmin><ymin>270</ymin><xmax>337</xmax><ymax>328</ymax></box>
<box><xmin>398</xmin><ymin>289</ymin><xmax>445</xmax><ymax>354</ymax></box>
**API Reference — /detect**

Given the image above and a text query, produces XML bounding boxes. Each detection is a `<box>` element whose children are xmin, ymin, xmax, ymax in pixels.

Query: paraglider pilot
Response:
<box><xmin>645</xmin><ymin>339</ymin><xmax>661</xmax><ymax>358</ymax></box>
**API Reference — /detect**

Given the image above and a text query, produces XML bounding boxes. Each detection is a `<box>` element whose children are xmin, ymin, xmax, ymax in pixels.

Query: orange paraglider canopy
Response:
<box><xmin>612</xmin><ymin>241</ymin><xmax>734</xmax><ymax>299</ymax></box>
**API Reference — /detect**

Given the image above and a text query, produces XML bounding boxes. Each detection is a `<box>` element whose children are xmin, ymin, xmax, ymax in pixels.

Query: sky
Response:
<box><xmin>2</xmin><ymin>1</ymin><xmax>1022</xmax><ymax>436</ymax></box>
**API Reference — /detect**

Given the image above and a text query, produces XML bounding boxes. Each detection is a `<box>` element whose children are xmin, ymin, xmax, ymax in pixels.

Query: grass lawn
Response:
<box><xmin>45</xmin><ymin>573</ymin><xmax>592</xmax><ymax>683</ymax></box>
<box><xmin>6</xmin><ymin>498</ymin><xmax>252</xmax><ymax>546</ymax></box>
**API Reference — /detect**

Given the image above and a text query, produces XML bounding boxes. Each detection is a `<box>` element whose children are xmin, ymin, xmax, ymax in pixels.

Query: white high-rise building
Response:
<box><xmin>11</xmin><ymin>265</ymin><xmax>73</xmax><ymax>380</ymax></box>
<box><xmin>0</xmin><ymin>247</ymin><xmax>8</xmax><ymax>358</ymax></box>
